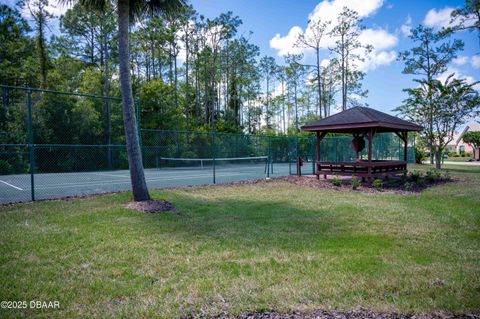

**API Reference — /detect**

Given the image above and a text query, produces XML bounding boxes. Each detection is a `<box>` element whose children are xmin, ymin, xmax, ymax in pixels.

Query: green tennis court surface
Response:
<box><xmin>0</xmin><ymin>162</ymin><xmax>295</xmax><ymax>204</ymax></box>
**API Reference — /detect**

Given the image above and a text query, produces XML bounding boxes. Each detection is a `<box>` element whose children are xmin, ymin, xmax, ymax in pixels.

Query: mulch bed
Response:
<box><xmin>274</xmin><ymin>176</ymin><xmax>397</xmax><ymax>194</ymax></box>
<box><xmin>124</xmin><ymin>199</ymin><xmax>176</xmax><ymax>213</ymax></box>
<box><xmin>273</xmin><ymin>175</ymin><xmax>453</xmax><ymax>195</ymax></box>
<box><xmin>212</xmin><ymin>309</ymin><xmax>479</xmax><ymax>319</ymax></box>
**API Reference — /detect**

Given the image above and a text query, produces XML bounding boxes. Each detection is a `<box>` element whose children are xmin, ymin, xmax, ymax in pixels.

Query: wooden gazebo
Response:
<box><xmin>301</xmin><ymin>107</ymin><xmax>423</xmax><ymax>181</ymax></box>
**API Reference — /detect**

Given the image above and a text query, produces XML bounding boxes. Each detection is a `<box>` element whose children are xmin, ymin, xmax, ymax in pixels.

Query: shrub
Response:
<box><xmin>351</xmin><ymin>177</ymin><xmax>361</xmax><ymax>190</ymax></box>
<box><xmin>414</xmin><ymin>147</ymin><xmax>425</xmax><ymax>164</ymax></box>
<box><xmin>331</xmin><ymin>176</ymin><xmax>342</xmax><ymax>187</ymax></box>
<box><xmin>425</xmin><ymin>168</ymin><xmax>441</xmax><ymax>182</ymax></box>
<box><xmin>442</xmin><ymin>170</ymin><xmax>451</xmax><ymax>181</ymax></box>
<box><xmin>408</xmin><ymin>170</ymin><xmax>423</xmax><ymax>182</ymax></box>
<box><xmin>372</xmin><ymin>179</ymin><xmax>383</xmax><ymax>190</ymax></box>
<box><xmin>404</xmin><ymin>181</ymin><xmax>414</xmax><ymax>191</ymax></box>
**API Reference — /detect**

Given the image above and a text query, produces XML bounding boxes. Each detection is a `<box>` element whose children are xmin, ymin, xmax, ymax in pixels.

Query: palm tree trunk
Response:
<box><xmin>118</xmin><ymin>0</ymin><xmax>150</xmax><ymax>201</ymax></box>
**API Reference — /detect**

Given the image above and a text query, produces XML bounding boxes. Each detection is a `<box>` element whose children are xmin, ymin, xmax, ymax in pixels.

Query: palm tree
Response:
<box><xmin>65</xmin><ymin>0</ymin><xmax>185</xmax><ymax>201</ymax></box>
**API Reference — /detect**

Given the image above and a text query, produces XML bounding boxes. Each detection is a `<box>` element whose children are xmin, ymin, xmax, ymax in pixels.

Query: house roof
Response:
<box><xmin>301</xmin><ymin>106</ymin><xmax>423</xmax><ymax>133</ymax></box>
<box><xmin>453</xmin><ymin>121</ymin><xmax>480</xmax><ymax>145</ymax></box>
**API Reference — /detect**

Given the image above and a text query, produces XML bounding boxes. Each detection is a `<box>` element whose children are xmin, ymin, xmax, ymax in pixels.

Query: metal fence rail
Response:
<box><xmin>0</xmin><ymin>85</ymin><xmax>415</xmax><ymax>204</ymax></box>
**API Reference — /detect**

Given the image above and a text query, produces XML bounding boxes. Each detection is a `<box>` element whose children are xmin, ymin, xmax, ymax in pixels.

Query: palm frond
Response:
<box><xmin>129</xmin><ymin>0</ymin><xmax>186</xmax><ymax>21</ymax></box>
<box><xmin>57</xmin><ymin>0</ymin><xmax>108</xmax><ymax>11</ymax></box>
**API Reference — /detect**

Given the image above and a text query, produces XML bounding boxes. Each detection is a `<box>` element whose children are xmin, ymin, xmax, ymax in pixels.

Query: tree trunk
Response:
<box><xmin>174</xmin><ymin>49</ymin><xmax>178</xmax><ymax>110</ymax></box>
<box><xmin>282</xmin><ymin>81</ymin><xmax>286</xmax><ymax>134</ymax></box>
<box><xmin>341</xmin><ymin>35</ymin><xmax>346</xmax><ymax>111</ymax></box>
<box><xmin>266</xmin><ymin>75</ymin><xmax>269</xmax><ymax>129</ymax></box>
<box><xmin>118</xmin><ymin>0</ymin><xmax>150</xmax><ymax>201</ymax></box>
<box><xmin>105</xmin><ymin>32</ymin><xmax>112</xmax><ymax>169</ymax></box>
<box><xmin>294</xmin><ymin>82</ymin><xmax>298</xmax><ymax>133</ymax></box>
<box><xmin>316</xmin><ymin>47</ymin><xmax>322</xmax><ymax>118</ymax></box>
<box><xmin>185</xmin><ymin>34</ymin><xmax>189</xmax><ymax>132</ymax></box>
<box><xmin>435</xmin><ymin>149</ymin><xmax>442</xmax><ymax>169</ymax></box>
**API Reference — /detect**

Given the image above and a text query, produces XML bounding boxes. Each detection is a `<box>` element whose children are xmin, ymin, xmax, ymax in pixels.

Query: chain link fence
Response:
<box><xmin>0</xmin><ymin>85</ymin><xmax>415</xmax><ymax>204</ymax></box>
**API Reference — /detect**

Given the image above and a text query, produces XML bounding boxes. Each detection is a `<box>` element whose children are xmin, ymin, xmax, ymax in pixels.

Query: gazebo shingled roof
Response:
<box><xmin>301</xmin><ymin>106</ymin><xmax>423</xmax><ymax>133</ymax></box>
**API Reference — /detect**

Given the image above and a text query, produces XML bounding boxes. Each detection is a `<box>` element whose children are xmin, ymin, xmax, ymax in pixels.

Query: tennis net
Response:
<box><xmin>159</xmin><ymin>156</ymin><xmax>270</xmax><ymax>173</ymax></box>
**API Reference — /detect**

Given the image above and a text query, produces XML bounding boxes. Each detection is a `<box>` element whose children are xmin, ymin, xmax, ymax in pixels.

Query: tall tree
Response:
<box><xmin>398</xmin><ymin>25</ymin><xmax>464</xmax><ymax>164</ymax></box>
<box><xmin>285</xmin><ymin>54</ymin><xmax>305</xmax><ymax>133</ymax></box>
<box><xmin>276</xmin><ymin>65</ymin><xmax>287</xmax><ymax>134</ymax></box>
<box><xmin>59</xmin><ymin>2</ymin><xmax>116</xmax><ymax>67</ymax></box>
<box><xmin>329</xmin><ymin>7</ymin><xmax>371</xmax><ymax>111</ymax></box>
<box><xmin>0</xmin><ymin>5</ymin><xmax>35</xmax><ymax>86</ymax></box>
<box><xmin>296</xmin><ymin>19</ymin><xmax>329</xmax><ymax>118</ymax></box>
<box><xmin>320</xmin><ymin>59</ymin><xmax>340</xmax><ymax>117</ymax></box>
<box><xmin>397</xmin><ymin>75</ymin><xmax>480</xmax><ymax>169</ymax></box>
<box><xmin>24</xmin><ymin>0</ymin><xmax>53</xmax><ymax>88</ymax></box>
<box><xmin>179</xmin><ymin>6</ymin><xmax>196</xmax><ymax>132</ymax></box>
<box><xmin>259</xmin><ymin>55</ymin><xmax>276</xmax><ymax>129</ymax></box>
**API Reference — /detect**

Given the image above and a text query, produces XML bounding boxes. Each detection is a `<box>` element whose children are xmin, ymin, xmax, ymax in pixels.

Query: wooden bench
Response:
<box><xmin>316</xmin><ymin>160</ymin><xmax>407</xmax><ymax>179</ymax></box>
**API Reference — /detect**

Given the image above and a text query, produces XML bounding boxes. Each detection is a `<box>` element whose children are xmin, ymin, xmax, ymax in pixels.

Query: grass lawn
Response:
<box><xmin>445</xmin><ymin>156</ymin><xmax>474</xmax><ymax>162</ymax></box>
<box><xmin>0</xmin><ymin>164</ymin><xmax>479</xmax><ymax>318</ymax></box>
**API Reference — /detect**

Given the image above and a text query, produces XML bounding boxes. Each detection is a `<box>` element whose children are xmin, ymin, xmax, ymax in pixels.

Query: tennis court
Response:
<box><xmin>0</xmin><ymin>159</ymin><xmax>294</xmax><ymax>204</ymax></box>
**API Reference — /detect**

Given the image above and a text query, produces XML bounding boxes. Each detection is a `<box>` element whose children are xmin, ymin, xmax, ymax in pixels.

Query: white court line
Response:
<box><xmin>0</xmin><ymin>180</ymin><xmax>24</xmax><ymax>191</ymax></box>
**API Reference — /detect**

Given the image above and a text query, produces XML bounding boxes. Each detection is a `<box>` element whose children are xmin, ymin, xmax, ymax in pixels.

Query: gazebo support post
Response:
<box><xmin>395</xmin><ymin>131</ymin><xmax>409</xmax><ymax>162</ymax></box>
<box><xmin>367</xmin><ymin>128</ymin><xmax>375</xmax><ymax>182</ymax></box>
<box><xmin>316</xmin><ymin>131</ymin><xmax>327</xmax><ymax>180</ymax></box>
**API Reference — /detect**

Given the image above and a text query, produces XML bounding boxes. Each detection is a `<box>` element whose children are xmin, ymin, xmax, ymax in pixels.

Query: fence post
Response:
<box><xmin>212</xmin><ymin>130</ymin><xmax>216</xmax><ymax>184</ymax></box>
<box><xmin>312</xmin><ymin>136</ymin><xmax>315</xmax><ymax>175</ymax></box>
<box><xmin>288</xmin><ymin>136</ymin><xmax>292</xmax><ymax>175</ymax></box>
<box><xmin>267</xmin><ymin>136</ymin><xmax>270</xmax><ymax>178</ymax></box>
<box><xmin>27</xmin><ymin>89</ymin><xmax>35</xmax><ymax>201</ymax></box>
<box><xmin>412</xmin><ymin>135</ymin><xmax>416</xmax><ymax>163</ymax></box>
<box><xmin>293</xmin><ymin>135</ymin><xmax>298</xmax><ymax>176</ymax></box>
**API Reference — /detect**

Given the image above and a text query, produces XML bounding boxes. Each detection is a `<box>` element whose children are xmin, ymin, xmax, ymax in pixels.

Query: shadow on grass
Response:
<box><xmin>127</xmin><ymin>193</ymin><xmax>396</xmax><ymax>255</ymax></box>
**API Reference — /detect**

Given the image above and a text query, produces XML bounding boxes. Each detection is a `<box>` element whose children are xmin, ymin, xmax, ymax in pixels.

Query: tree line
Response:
<box><xmin>1</xmin><ymin>1</ymin><xmax>376</xmax><ymax>141</ymax></box>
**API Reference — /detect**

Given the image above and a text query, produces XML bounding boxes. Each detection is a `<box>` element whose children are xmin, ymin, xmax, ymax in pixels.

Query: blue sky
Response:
<box><xmin>191</xmin><ymin>0</ymin><xmax>480</xmax><ymax>115</ymax></box>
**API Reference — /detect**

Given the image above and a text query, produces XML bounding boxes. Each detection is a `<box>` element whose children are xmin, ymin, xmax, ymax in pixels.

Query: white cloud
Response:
<box><xmin>453</xmin><ymin>56</ymin><xmax>469</xmax><ymax>66</ymax></box>
<box><xmin>471</xmin><ymin>55</ymin><xmax>480</xmax><ymax>69</ymax></box>
<box><xmin>269</xmin><ymin>0</ymin><xmax>397</xmax><ymax>72</ymax></box>
<box><xmin>270</xmin><ymin>26</ymin><xmax>305</xmax><ymax>56</ymax></box>
<box><xmin>359</xmin><ymin>28</ymin><xmax>398</xmax><ymax>50</ymax></box>
<box><xmin>423</xmin><ymin>7</ymin><xmax>454</xmax><ymax>29</ymax></box>
<box><xmin>270</xmin><ymin>0</ymin><xmax>386</xmax><ymax>57</ymax></box>
<box><xmin>360</xmin><ymin>50</ymin><xmax>397</xmax><ymax>72</ymax></box>
<box><xmin>320</xmin><ymin>59</ymin><xmax>331</xmax><ymax>67</ymax></box>
<box><xmin>356</xmin><ymin>28</ymin><xmax>398</xmax><ymax>71</ymax></box>
<box><xmin>308</xmin><ymin>0</ymin><xmax>384</xmax><ymax>21</ymax></box>
<box><xmin>400</xmin><ymin>15</ymin><xmax>412</xmax><ymax>37</ymax></box>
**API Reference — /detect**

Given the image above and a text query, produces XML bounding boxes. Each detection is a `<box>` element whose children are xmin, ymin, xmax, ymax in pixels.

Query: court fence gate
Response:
<box><xmin>0</xmin><ymin>85</ymin><xmax>415</xmax><ymax>204</ymax></box>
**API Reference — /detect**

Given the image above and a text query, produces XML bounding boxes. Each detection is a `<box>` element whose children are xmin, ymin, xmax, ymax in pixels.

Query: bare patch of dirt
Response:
<box><xmin>212</xmin><ymin>309</ymin><xmax>479</xmax><ymax>319</ymax></box>
<box><xmin>124</xmin><ymin>199</ymin><xmax>176</xmax><ymax>213</ymax></box>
